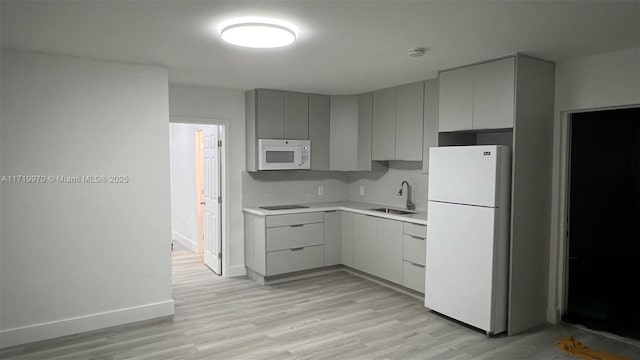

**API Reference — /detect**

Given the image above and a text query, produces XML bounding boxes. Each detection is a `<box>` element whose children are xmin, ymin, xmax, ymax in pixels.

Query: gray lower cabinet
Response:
<box><xmin>245</xmin><ymin>209</ymin><xmax>425</xmax><ymax>294</ymax></box>
<box><xmin>403</xmin><ymin>261</ymin><xmax>425</xmax><ymax>293</ymax></box>
<box><xmin>353</xmin><ymin>214</ymin><xmax>378</xmax><ymax>273</ymax></box>
<box><xmin>244</xmin><ymin>212</ymin><xmax>326</xmax><ymax>276</ymax></box>
<box><xmin>324</xmin><ymin>211</ymin><xmax>341</xmax><ymax>266</ymax></box>
<box><xmin>402</xmin><ymin>222</ymin><xmax>427</xmax><ymax>293</ymax></box>
<box><xmin>354</xmin><ymin>214</ymin><xmax>403</xmax><ymax>284</ymax></box>
<box><xmin>376</xmin><ymin>218</ymin><xmax>404</xmax><ymax>284</ymax></box>
<box><xmin>341</xmin><ymin>211</ymin><xmax>355</xmax><ymax>267</ymax></box>
<box><xmin>267</xmin><ymin>246</ymin><xmax>325</xmax><ymax>276</ymax></box>
<box><xmin>265</xmin><ymin>223</ymin><xmax>323</xmax><ymax>251</ymax></box>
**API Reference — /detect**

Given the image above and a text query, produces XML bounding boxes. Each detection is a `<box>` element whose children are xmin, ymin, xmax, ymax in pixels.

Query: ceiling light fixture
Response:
<box><xmin>220</xmin><ymin>21</ymin><xmax>296</xmax><ymax>48</ymax></box>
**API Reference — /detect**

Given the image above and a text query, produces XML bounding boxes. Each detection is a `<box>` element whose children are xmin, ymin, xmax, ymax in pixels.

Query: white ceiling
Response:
<box><xmin>1</xmin><ymin>1</ymin><xmax>638</xmax><ymax>95</ymax></box>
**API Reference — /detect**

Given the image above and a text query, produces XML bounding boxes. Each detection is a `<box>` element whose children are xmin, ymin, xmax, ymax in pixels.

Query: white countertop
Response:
<box><xmin>243</xmin><ymin>201</ymin><xmax>427</xmax><ymax>225</ymax></box>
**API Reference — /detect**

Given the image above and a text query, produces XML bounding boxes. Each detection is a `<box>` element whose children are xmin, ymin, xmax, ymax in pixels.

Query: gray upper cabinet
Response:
<box><xmin>357</xmin><ymin>93</ymin><xmax>374</xmax><ymax>170</ymax></box>
<box><xmin>254</xmin><ymin>89</ymin><xmax>309</xmax><ymax>140</ymax></box>
<box><xmin>329</xmin><ymin>95</ymin><xmax>359</xmax><ymax>170</ymax></box>
<box><xmin>256</xmin><ymin>89</ymin><xmax>285</xmax><ymax>139</ymax></box>
<box><xmin>246</xmin><ymin>89</ymin><xmax>311</xmax><ymax>171</ymax></box>
<box><xmin>395</xmin><ymin>82</ymin><xmax>424</xmax><ymax>161</ymax></box>
<box><xmin>309</xmin><ymin>94</ymin><xmax>330</xmax><ymax>170</ymax></box>
<box><xmin>329</xmin><ymin>94</ymin><xmax>385</xmax><ymax>171</ymax></box>
<box><xmin>438</xmin><ymin>66</ymin><xmax>474</xmax><ymax>132</ymax></box>
<box><xmin>473</xmin><ymin>57</ymin><xmax>515</xmax><ymax>130</ymax></box>
<box><xmin>422</xmin><ymin>78</ymin><xmax>439</xmax><ymax>173</ymax></box>
<box><xmin>372</xmin><ymin>88</ymin><xmax>396</xmax><ymax>160</ymax></box>
<box><xmin>372</xmin><ymin>84</ymin><xmax>425</xmax><ymax>161</ymax></box>
<box><xmin>438</xmin><ymin>57</ymin><xmax>516</xmax><ymax>132</ymax></box>
<box><xmin>284</xmin><ymin>91</ymin><xmax>309</xmax><ymax>139</ymax></box>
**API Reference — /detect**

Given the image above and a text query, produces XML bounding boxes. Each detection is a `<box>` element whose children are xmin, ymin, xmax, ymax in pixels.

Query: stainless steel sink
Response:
<box><xmin>370</xmin><ymin>208</ymin><xmax>416</xmax><ymax>215</ymax></box>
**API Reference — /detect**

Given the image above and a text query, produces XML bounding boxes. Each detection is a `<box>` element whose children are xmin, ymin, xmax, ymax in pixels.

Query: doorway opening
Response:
<box><xmin>563</xmin><ymin>107</ymin><xmax>639</xmax><ymax>341</ymax></box>
<box><xmin>169</xmin><ymin>122</ymin><xmax>225</xmax><ymax>275</ymax></box>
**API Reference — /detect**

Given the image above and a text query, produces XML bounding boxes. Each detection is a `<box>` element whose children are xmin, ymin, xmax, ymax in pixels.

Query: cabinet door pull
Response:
<box><xmin>290</xmin><ymin>247</ymin><xmax>305</xmax><ymax>251</ymax></box>
<box><xmin>325</xmin><ymin>210</ymin><xmax>337</xmax><ymax>213</ymax></box>
<box><xmin>290</xmin><ymin>224</ymin><xmax>304</xmax><ymax>228</ymax></box>
<box><xmin>409</xmin><ymin>261</ymin><xmax>425</xmax><ymax>268</ymax></box>
<box><xmin>408</xmin><ymin>234</ymin><xmax>425</xmax><ymax>240</ymax></box>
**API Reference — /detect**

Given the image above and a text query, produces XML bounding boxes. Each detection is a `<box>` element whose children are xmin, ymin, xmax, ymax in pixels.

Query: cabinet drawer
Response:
<box><xmin>266</xmin><ymin>222</ymin><xmax>324</xmax><ymax>252</ymax></box>
<box><xmin>403</xmin><ymin>234</ymin><xmax>426</xmax><ymax>266</ymax></box>
<box><xmin>403</xmin><ymin>260</ymin><xmax>425</xmax><ymax>293</ymax></box>
<box><xmin>403</xmin><ymin>222</ymin><xmax>426</xmax><ymax>238</ymax></box>
<box><xmin>266</xmin><ymin>212</ymin><xmax>324</xmax><ymax>228</ymax></box>
<box><xmin>266</xmin><ymin>245</ymin><xmax>325</xmax><ymax>276</ymax></box>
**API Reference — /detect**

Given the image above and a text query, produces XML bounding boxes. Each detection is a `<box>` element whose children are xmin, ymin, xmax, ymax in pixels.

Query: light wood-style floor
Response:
<box><xmin>2</xmin><ymin>243</ymin><xmax>639</xmax><ymax>360</ymax></box>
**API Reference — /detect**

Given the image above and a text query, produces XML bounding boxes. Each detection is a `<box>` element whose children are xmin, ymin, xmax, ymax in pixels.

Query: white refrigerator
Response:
<box><xmin>424</xmin><ymin>145</ymin><xmax>511</xmax><ymax>335</ymax></box>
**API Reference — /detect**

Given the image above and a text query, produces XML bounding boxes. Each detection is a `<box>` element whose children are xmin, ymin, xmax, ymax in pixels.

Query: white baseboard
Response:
<box><xmin>226</xmin><ymin>264</ymin><xmax>247</xmax><ymax>278</ymax></box>
<box><xmin>172</xmin><ymin>231</ymin><xmax>196</xmax><ymax>253</ymax></box>
<box><xmin>0</xmin><ymin>300</ymin><xmax>174</xmax><ymax>349</ymax></box>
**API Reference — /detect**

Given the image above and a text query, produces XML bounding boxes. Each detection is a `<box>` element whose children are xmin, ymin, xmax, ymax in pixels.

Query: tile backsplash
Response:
<box><xmin>242</xmin><ymin>161</ymin><xmax>428</xmax><ymax>211</ymax></box>
<box><xmin>348</xmin><ymin>161</ymin><xmax>428</xmax><ymax>211</ymax></box>
<box><xmin>242</xmin><ymin>171</ymin><xmax>349</xmax><ymax>207</ymax></box>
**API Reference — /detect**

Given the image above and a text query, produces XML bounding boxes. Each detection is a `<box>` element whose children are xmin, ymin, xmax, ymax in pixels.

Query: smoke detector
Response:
<box><xmin>408</xmin><ymin>48</ymin><xmax>427</xmax><ymax>57</ymax></box>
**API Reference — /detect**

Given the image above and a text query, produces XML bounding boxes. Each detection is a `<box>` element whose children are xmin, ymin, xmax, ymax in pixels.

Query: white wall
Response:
<box><xmin>169</xmin><ymin>123</ymin><xmax>202</xmax><ymax>252</ymax></box>
<box><xmin>554</xmin><ymin>47</ymin><xmax>640</xmax><ymax>112</ymax></box>
<box><xmin>0</xmin><ymin>50</ymin><xmax>174</xmax><ymax>347</ymax></box>
<box><xmin>547</xmin><ymin>47</ymin><xmax>640</xmax><ymax>322</ymax></box>
<box><xmin>168</xmin><ymin>84</ymin><xmax>246</xmax><ymax>277</ymax></box>
<box><xmin>348</xmin><ymin>162</ymin><xmax>428</xmax><ymax>211</ymax></box>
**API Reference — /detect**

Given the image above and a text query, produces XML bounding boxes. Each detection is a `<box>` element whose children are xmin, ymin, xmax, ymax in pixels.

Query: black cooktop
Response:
<box><xmin>259</xmin><ymin>205</ymin><xmax>310</xmax><ymax>210</ymax></box>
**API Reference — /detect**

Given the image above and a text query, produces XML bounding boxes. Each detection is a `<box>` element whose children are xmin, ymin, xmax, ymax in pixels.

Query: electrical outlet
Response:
<box><xmin>359</xmin><ymin>185</ymin><xmax>365</xmax><ymax>196</ymax></box>
<box><xmin>318</xmin><ymin>185</ymin><xmax>324</xmax><ymax>196</ymax></box>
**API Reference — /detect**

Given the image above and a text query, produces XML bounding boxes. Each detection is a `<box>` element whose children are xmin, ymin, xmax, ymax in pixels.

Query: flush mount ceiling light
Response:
<box><xmin>220</xmin><ymin>21</ymin><xmax>296</xmax><ymax>48</ymax></box>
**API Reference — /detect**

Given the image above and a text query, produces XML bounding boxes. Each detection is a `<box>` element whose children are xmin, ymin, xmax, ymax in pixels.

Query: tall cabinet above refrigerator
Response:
<box><xmin>425</xmin><ymin>145</ymin><xmax>511</xmax><ymax>335</ymax></box>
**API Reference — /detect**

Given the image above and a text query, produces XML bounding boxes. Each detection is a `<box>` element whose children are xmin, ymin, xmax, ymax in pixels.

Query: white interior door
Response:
<box><xmin>203</xmin><ymin>126</ymin><xmax>222</xmax><ymax>274</ymax></box>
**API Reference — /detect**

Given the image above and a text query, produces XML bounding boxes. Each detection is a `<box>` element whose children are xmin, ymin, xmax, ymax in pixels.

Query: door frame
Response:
<box><xmin>170</xmin><ymin>116</ymin><xmax>229</xmax><ymax>277</ymax></box>
<box><xmin>547</xmin><ymin>103</ymin><xmax>640</xmax><ymax>323</ymax></box>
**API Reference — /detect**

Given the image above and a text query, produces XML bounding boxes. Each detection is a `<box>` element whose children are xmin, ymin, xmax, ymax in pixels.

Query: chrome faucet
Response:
<box><xmin>398</xmin><ymin>180</ymin><xmax>415</xmax><ymax>211</ymax></box>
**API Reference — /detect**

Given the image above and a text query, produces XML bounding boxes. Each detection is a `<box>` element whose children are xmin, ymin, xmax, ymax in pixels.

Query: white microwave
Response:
<box><xmin>258</xmin><ymin>139</ymin><xmax>311</xmax><ymax>170</ymax></box>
